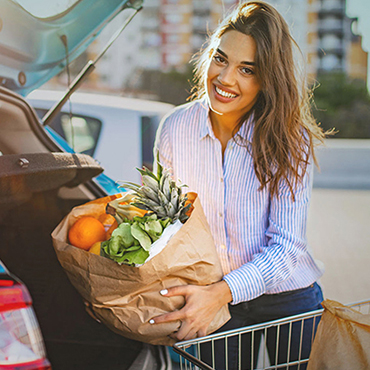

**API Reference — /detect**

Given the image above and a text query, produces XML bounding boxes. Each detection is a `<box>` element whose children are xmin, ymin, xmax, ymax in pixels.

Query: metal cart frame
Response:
<box><xmin>173</xmin><ymin>300</ymin><xmax>370</xmax><ymax>370</ymax></box>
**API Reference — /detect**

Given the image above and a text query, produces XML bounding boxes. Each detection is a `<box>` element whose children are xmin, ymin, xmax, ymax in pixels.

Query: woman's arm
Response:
<box><xmin>223</xmin><ymin>162</ymin><xmax>316</xmax><ymax>304</ymax></box>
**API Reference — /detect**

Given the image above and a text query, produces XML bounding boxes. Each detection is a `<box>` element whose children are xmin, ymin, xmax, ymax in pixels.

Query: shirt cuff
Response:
<box><xmin>223</xmin><ymin>262</ymin><xmax>266</xmax><ymax>305</ymax></box>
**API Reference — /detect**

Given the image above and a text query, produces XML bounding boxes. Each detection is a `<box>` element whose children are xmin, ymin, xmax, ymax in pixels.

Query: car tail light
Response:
<box><xmin>0</xmin><ymin>277</ymin><xmax>51</xmax><ymax>369</ymax></box>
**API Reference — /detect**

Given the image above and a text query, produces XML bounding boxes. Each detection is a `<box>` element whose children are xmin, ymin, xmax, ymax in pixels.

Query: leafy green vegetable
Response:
<box><xmin>119</xmin><ymin>248</ymin><xmax>149</xmax><ymax>265</ymax></box>
<box><xmin>101</xmin><ymin>213</ymin><xmax>172</xmax><ymax>265</ymax></box>
<box><xmin>131</xmin><ymin>223</ymin><xmax>152</xmax><ymax>251</ymax></box>
<box><xmin>144</xmin><ymin>220</ymin><xmax>162</xmax><ymax>242</ymax></box>
<box><xmin>112</xmin><ymin>223</ymin><xmax>134</xmax><ymax>248</ymax></box>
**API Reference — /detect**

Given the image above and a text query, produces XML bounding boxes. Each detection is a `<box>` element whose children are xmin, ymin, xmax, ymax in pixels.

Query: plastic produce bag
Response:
<box><xmin>308</xmin><ymin>299</ymin><xmax>370</xmax><ymax>370</ymax></box>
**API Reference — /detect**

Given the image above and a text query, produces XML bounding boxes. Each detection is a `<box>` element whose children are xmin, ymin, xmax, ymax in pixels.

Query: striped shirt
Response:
<box><xmin>154</xmin><ymin>99</ymin><xmax>324</xmax><ymax>305</ymax></box>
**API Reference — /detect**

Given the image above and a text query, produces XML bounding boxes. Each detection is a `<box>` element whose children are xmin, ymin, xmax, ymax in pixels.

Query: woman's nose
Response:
<box><xmin>217</xmin><ymin>65</ymin><xmax>235</xmax><ymax>86</ymax></box>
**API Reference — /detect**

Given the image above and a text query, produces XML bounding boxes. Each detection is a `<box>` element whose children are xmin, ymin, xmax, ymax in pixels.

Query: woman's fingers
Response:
<box><xmin>160</xmin><ymin>285</ymin><xmax>190</xmax><ymax>297</ymax></box>
<box><xmin>169</xmin><ymin>322</ymin><xmax>204</xmax><ymax>341</ymax></box>
<box><xmin>150</xmin><ymin>286</ymin><xmax>191</xmax><ymax>324</ymax></box>
<box><xmin>150</xmin><ymin>309</ymin><xmax>183</xmax><ymax>324</ymax></box>
<box><xmin>197</xmin><ymin>328</ymin><xmax>207</xmax><ymax>338</ymax></box>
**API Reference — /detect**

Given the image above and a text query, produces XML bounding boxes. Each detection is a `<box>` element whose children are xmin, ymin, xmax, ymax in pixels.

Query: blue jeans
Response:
<box><xmin>200</xmin><ymin>283</ymin><xmax>324</xmax><ymax>370</ymax></box>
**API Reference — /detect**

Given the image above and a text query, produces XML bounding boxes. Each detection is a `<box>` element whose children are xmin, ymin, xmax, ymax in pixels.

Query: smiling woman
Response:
<box><xmin>154</xmin><ymin>1</ymin><xmax>327</xmax><ymax>370</ymax></box>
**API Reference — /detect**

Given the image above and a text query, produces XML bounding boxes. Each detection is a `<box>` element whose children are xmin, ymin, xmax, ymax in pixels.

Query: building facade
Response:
<box><xmin>82</xmin><ymin>0</ymin><xmax>368</xmax><ymax>94</ymax></box>
<box><xmin>315</xmin><ymin>0</ymin><xmax>368</xmax><ymax>82</ymax></box>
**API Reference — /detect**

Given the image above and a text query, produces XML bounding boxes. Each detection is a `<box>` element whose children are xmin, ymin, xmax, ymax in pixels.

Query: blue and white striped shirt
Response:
<box><xmin>154</xmin><ymin>99</ymin><xmax>323</xmax><ymax>305</ymax></box>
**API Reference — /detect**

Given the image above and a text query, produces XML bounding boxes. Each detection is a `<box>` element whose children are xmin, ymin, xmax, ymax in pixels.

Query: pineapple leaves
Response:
<box><xmin>120</xmin><ymin>161</ymin><xmax>188</xmax><ymax>223</ymax></box>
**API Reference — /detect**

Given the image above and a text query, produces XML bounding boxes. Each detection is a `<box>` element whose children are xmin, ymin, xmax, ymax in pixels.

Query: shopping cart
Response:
<box><xmin>173</xmin><ymin>300</ymin><xmax>370</xmax><ymax>370</ymax></box>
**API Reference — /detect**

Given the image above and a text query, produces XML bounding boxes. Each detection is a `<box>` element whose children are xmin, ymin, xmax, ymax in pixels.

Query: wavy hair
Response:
<box><xmin>191</xmin><ymin>1</ymin><xmax>325</xmax><ymax>200</ymax></box>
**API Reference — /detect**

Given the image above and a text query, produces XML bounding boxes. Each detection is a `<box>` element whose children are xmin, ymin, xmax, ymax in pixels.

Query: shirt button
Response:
<box><xmin>220</xmin><ymin>244</ymin><xmax>226</xmax><ymax>250</ymax></box>
<box><xmin>219</xmin><ymin>212</ymin><xmax>223</xmax><ymax>217</ymax></box>
<box><xmin>220</xmin><ymin>177</ymin><xmax>224</xmax><ymax>183</ymax></box>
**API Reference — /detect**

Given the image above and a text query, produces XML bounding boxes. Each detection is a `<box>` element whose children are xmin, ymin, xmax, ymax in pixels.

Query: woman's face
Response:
<box><xmin>206</xmin><ymin>30</ymin><xmax>261</xmax><ymax>124</ymax></box>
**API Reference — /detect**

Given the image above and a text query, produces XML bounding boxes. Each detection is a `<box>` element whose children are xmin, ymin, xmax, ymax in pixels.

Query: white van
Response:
<box><xmin>27</xmin><ymin>90</ymin><xmax>174</xmax><ymax>184</ymax></box>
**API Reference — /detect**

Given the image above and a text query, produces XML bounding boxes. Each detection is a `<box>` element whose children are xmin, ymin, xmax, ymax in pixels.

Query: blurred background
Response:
<box><xmin>39</xmin><ymin>0</ymin><xmax>369</xmax><ymax>305</ymax></box>
<box><xmin>44</xmin><ymin>0</ymin><xmax>370</xmax><ymax>139</ymax></box>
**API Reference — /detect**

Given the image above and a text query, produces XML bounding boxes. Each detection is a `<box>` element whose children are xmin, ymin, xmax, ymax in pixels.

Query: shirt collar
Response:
<box><xmin>199</xmin><ymin>99</ymin><xmax>215</xmax><ymax>140</ymax></box>
<box><xmin>199</xmin><ymin>99</ymin><xmax>254</xmax><ymax>144</ymax></box>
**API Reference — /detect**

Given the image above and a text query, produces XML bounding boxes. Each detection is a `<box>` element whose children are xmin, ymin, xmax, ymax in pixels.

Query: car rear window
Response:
<box><xmin>35</xmin><ymin>108</ymin><xmax>102</xmax><ymax>157</ymax></box>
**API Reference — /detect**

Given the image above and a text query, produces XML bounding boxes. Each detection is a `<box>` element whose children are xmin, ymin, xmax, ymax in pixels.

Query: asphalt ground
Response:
<box><xmin>307</xmin><ymin>188</ymin><xmax>370</xmax><ymax>305</ymax></box>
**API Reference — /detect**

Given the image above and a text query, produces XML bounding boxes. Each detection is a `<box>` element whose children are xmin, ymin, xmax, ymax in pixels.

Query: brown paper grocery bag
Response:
<box><xmin>51</xmin><ymin>194</ymin><xmax>230</xmax><ymax>345</ymax></box>
<box><xmin>307</xmin><ymin>299</ymin><xmax>370</xmax><ymax>370</ymax></box>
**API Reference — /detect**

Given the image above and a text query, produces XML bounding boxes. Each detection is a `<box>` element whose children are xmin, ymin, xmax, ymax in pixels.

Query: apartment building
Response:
<box><xmin>80</xmin><ymin>0</ymin><xmax>367</xmax><ymax>93</ymax></box>
<box><xmin>316</xmin><ymin>0</ymin><xmax>367</xmax><ymax>82</ymax></box>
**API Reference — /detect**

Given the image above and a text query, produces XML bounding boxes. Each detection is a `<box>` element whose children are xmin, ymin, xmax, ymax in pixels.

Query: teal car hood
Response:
<box><xmin>0</xmin><ymin>0</ymin><xmax>142</xmax><ymax>96</ymax></box>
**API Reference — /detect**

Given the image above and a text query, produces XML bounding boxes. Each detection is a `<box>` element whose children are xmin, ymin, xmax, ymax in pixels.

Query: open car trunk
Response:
<box><xmin>0</xmin><ymin>87</ymin><xmax>169</xmax><ymax>369</ymax></box>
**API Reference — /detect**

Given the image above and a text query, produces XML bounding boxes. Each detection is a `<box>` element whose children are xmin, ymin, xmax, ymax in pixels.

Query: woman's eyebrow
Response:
<box><xmin>216</xmin><ymin>48</ymin><xmax>228</xmax><ymax>59</ymax></box>
<box><xmin>216</xmin><ymin>48</ymin><xmax>255</xmax><ymax>66</ymax></box>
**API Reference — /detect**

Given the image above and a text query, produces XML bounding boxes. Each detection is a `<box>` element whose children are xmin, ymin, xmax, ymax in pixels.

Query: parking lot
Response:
<box><xmin>308</xmin><ymin>188</ymin><xmax>370</xmax><ymax>304</ymax></box>
<box><xmin>308</xmin><ymin>139</ymin><xmax>370</xmax><ymax>305</ymax></box>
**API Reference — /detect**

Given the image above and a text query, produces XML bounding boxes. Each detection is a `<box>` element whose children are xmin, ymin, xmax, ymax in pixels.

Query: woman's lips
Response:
<box><xmin>213</xmin><ymin>84</ymin><xmax>238</xmax><ymax>102</ymax></box>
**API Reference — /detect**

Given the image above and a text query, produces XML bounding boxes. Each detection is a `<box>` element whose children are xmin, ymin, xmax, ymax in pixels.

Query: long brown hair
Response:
<box><xmin>191</xmin><ymin>1</ymin><xmax>325</xmax><ymax>200</ymax></box>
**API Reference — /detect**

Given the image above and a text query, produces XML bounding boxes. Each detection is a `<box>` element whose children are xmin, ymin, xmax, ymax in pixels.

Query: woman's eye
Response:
<box><xmin>241</xmin><ymin>67</ymin><xmax>254</xmax><ymax>75</ymax></box>
<box><xmin>213</xmin><ymin>55</ymin><xmax>226</xmax><ymax>64</ymax></box>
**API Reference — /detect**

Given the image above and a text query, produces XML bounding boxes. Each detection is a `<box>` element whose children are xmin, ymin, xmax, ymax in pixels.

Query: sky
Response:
<box><xmin>346</xmin><ymin>0</ymin><xmax>370</xmax><ymax>89</ymax></box>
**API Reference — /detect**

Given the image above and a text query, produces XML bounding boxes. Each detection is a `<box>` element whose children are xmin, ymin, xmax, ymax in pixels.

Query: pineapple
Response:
<box><xmin>107</xmin><ymin>162</ymin><xmax>191</xmax><ymax>224</ymax></box>
<box><xmin>123</xmin><ymin>162</ymin><xmax>191</xmax><ymax>223</ymax></box>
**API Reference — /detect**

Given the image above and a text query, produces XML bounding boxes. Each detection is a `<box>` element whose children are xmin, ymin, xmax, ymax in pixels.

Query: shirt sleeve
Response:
<box><xmin>223</xmin><ymin>162</ymin><xmax>314</xmax><ymax>305</ymax></box>
<box><xmin>153</xmin><ymin>114</ymin><xmax>173</xmax><ymax>173</ymax></box>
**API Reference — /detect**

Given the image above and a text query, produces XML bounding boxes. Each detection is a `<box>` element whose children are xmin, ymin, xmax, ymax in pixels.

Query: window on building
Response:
<box><xmin>321</xmin><ymin>34</ymin><xmax>342</xmax><ymax>49</ymax></box>
<box><xmin>192</xmin><ymin>34</ymin><xmax>207</xmax><ymax>49</ymax></box>
<box><xmin>165</xmin><ymin>13</ymin><xmax>183</xmax><ymax>24</ymax></box>
<box><xmin>166</xmin><ymin>53</ymin><xmax>182</xmax><ymax>66</ymax></box>
<box><xmin>321</xmin><ymin>54</ymin><xmax>341</xmax><ymax>70</ymax></box>
<box><xmin>143</xmin><ymin>33</ymin><xmax>161</xmax><ymax>47</ymax></box>
<box><xmin>166</xmin><ymin>34</ymin><xmax>181</xmax><ymax>44</ymax></box>
<box><xmin>193</xmin><ymin>15</ymin><xmax>209</xmax><ymax>31</ymax></box>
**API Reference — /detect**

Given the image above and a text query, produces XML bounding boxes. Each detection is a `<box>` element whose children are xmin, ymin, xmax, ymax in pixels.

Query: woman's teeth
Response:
<box><xmin>215</xmin><ymin>86</ymin><xmax>237</xmax><ymax>98</ymax></box>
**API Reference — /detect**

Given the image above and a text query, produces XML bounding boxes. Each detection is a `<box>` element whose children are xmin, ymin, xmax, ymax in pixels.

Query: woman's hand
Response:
<box><xmin>150</xmin><ymin>281</ymin><xmax>232</xmax><ymax>341</ymax></box>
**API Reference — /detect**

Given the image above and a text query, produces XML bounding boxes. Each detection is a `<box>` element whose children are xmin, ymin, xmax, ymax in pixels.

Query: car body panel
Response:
<box><xmin>0</xmin><ymin>0</ymin><xmax>142</xmax><ymax>96</ymax></box>
<box><xmin>27</xmin><ymin>90</ymin><xmax>174</xmax><ymax>183</ymax></box>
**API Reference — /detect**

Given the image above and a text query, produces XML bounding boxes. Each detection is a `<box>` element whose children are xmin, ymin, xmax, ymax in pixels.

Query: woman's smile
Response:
<box><xmin>214</xmin><ymin>85</ymin><xmax>238</xmax><ymax>100</ymax></box>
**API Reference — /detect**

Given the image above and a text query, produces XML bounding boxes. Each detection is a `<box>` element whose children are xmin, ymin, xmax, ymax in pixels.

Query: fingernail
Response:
<box><xmin>149</xmin><ymin>319</ymin><xmax>155</xmax><ymax>324</ymax></box>
<box><xmin>160</xmin><ymin>289</ymin><xmax>168</xmax><ymax>296</ymax></box>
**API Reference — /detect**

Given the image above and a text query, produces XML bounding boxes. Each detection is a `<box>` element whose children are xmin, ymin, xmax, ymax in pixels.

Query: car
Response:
<box><xmin>26</xmin><ymin>89</ymin><xmax>174</xmax><ymax>184</ymax></box>
<box><xmin>0</xmin><ymin>0</ymin><xmax>172</xmax><ymax>369</ymax></box>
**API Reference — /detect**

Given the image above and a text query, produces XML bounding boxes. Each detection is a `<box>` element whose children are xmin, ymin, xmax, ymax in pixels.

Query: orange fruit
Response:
<box><xmin>98</xmin><ymin>213</ymin><xmax>116</xmax><ymax>226</ymax></box>
<box><xmin>68</xmin><ymin>216</ymin><xmax>106</xmax><ymax>250</ymax></box>
<box><xmin>184</xmin><ymin>192</ymin><xmax>197</xmax><ymax>217</ymax></box>
<box><xmin>106</xmin><ymin>220</ymin><xmax>118</xmax><ymax>239</ymax></box>
<box><xmin>89</xmin><ymin>241</ymin><xmax>102</xmax><ymax>255</ymax></box>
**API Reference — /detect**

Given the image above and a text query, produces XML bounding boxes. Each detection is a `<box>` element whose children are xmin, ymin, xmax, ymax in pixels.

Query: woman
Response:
<box><xmin>151</xmin><ymin>1</ymin><xmax>325</xmax><ymax>368</ymax></box>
